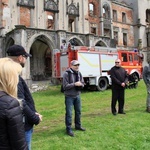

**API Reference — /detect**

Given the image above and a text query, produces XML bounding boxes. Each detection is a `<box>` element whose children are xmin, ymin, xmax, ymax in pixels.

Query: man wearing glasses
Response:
<box><xmin>110</xmin><ymin>59</ymin><xmax>128</xmax><ymax>115</ymax></box>
<box><xmin>63</xmin><ymin>60</ymin><xmax>85</xmax><ymax>137</ymax></box>
<box><xmin>7</xmin><ymin>45</ymin><xmax>42</xmax><ymax>150</ymax></box>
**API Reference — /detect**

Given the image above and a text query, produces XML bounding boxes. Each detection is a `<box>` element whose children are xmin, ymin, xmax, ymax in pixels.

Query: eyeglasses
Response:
<box><xmin>73</xmin><ymin>64</ymin><xmax>80</xmax><ymax>66</ymax></box>
<box><xmin>115</xmin><ymin>62</ymin><xmax>120</xmax><ymax>63</ymax></box>
<box><xmin>22</xmin><ymin>55</ymin><xmax>28</xmax><ymax>59</ymax></box>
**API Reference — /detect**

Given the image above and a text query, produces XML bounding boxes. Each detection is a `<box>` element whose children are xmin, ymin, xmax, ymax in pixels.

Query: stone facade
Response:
<box><xmin>0</xmin><ymin>0</ymin><xmax>149</xmax><ymax>84</ymax></box>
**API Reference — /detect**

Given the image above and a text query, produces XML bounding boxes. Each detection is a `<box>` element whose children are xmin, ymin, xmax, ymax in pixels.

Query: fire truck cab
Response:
<box><xmin>118</xmin><ymin>50</ymin><xmax>142</xmax><ymax>87</ymax></box>
<box><xmin>54</xmin><ymin>45</ymin><xmax>143</xmax><ymax>91</ymax></box>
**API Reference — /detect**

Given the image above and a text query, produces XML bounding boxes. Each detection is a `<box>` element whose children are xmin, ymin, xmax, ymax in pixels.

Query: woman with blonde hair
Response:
<box><xmin>0</xmin><ymin>58</ymin><xmax>28</xmax><ymax>150</ymax></box>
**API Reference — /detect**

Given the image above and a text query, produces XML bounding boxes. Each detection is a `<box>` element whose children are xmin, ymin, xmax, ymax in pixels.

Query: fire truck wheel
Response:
<box><xmin>97</xmin><ymin>77</ymin><xmax>108</xmax><ymax>91</ymax></box>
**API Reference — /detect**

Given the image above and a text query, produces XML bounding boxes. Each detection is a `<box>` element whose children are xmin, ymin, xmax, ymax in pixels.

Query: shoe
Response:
<box><xmin>146</xmin><ymin>107</ymin><xmax>150</xmax><ymax>113</ymax></box>
<box><xmin>112</xmin><ymin>112</ymin><xmax>117</xmax><ymax>115</ymax></box>
<box><xmin>75</xmin><ymin>127</ymin><xmax>86</xmax><ymax>131</ymax></box>
<box><xmin>67</xmin><ymin>131</ymin><xmax>74</xmax><ymax>137</ymax></box>
<box><xmin>118</xmin><ymin>112</ymin><xmax>126</xmax><ymax>114</ymax></box>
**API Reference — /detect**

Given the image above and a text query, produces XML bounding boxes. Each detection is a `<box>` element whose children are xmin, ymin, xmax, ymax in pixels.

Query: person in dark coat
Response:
<box><xmin>63</xmin><ymin>60</ymin><xmax>85</xmax><ymax>137</ymax></box>
<box><xmin>0</xmin><ymin>58</ymin><xmax>28</xmax><ymax>150</ymax></box>
<box><xmin>7</xmin><ymin>45</ymin><xmax>42</xmax><ymax>150</ymax></box>
<box><xmin>110</xmin><ymin>59</ymin><xmax>128</xmax><ymax>115</ymax></box>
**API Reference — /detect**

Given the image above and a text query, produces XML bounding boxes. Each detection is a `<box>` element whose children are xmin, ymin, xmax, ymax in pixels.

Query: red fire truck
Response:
<box><xmin>54</xmin><ymin>44</ymin><xmax>143</xmax><ymax>91</ymax></box>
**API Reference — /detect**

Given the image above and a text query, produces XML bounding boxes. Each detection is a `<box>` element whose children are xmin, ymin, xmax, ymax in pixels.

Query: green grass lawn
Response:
<box><xmin>32</xmin><ymin>80</ymin><xmax>150</xmax><ymax>150</ymax></box>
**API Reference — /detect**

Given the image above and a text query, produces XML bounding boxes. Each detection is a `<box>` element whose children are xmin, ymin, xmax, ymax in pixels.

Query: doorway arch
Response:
<box><xmin>30</xmin><ymin>35</ymin><xmax>53</xmax><ymax>81</ymax></box>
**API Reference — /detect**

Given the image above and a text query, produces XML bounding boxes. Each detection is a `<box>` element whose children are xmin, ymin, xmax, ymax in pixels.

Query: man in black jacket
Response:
<box><xmin>110</xmin><ymin>59</ymin><xmax>128</xmax><ymax>115</ymax></box>
<box><xmin>7</xmin><ymin>45</ymin><xmax>42</xmax><ymax>150</ymax></box>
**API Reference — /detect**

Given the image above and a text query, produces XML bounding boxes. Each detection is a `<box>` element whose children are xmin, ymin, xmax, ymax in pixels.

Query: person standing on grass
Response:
<box><xmin>0</xmin><ymin>58</ymin><xmax>28</xmax><ymax>150</ymax></box>
<box><xmin>110</xmin><ymin>58</ymin><xmax>128</xmax><ymax>115</ymax></box>
<box><xmin>7</xmin><ymin>45</ymin><xmax>42</xmax><ymax>150</ymax></box>
<box><xmin>63</xmin><ymin>60</ymin><xmax>85</xmax><ymax>137</ymax></box>
<box><xmin>143</xmin><ymin>60</ymin><xmax>150</xmax><ymax>113</ymax></box>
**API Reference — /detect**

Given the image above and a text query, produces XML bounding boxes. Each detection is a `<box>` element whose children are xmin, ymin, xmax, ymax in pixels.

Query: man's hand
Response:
<box><xmin>75</xmin><ymin>81</ymin><xmax>83</xmax><ymax>87</ymax></box>
<box><xmin>121</xmin><ymin>82</ymin><xmax>126</xmax><ymax>87</ymax></box>
<box><xmin>35</xmin><ymin>112</ymin><xmax>42</xmax><ymax>122</ymax></box>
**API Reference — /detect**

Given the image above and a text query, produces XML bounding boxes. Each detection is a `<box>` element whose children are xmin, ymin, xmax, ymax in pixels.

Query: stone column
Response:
<box><xmin>54</xmin><ymin>13</ymin><xmax>58</xmax><ymax>30</ymax></box>
<box><xmin>75</xmin><ymin>17</ymin><xmax>78</xmax><ymax>33</ymax></box>
<box><xmin>30</xmin><ymin>9</ymin><xmax>34</xmax><ymax>27</ymax></box>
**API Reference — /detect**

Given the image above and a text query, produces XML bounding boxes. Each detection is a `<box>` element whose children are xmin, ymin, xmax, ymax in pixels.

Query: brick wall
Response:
<box><xmin>112</xmin><ymin>3</ymin><xmax>134</xmax><ymax>47</ymax></box>
<box><xmin>20</xmin><ymin>7</ymin><xmax>30</xmax><ymax>27</ymax></box>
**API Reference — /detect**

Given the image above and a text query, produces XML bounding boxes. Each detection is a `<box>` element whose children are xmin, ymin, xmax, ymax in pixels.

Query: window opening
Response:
<box><xmin>89</xmin><ymin>3</ymin><xmax>94</xmax><ymax>16</ymax></box>
<box><xmin>122</xmin><ymin>12</ymin><xmax>126</xmax><ymax>23</ymax></box>
<box><xmin>129</xmin><ymin>54</ymin><xmax>133</xmax><ymax>62</ymax></box>
<box><xmin>123</xmin><ymin>33</ymin><xmax>127</xmax><ymax>46</ymax></box>
<box><xmin>91</xmin><ymin>27</ymin><xmax>96</xmax><ymax>35</ymax></box>
<box><xmin>47</xmin><ymin>15</ymin><xmax>54</xmax><ymax>29</ymax></box>
<box><xmin>114</xmin><ymin>31</ymin><xmax>118</xmax><ymax>44</ymax></box>
<box><xmin>103</xmin><ymin>4</ymin><xmax>110</xmax><ymax>19</ymax></box>
<box><xmin>134</xmin><ymin>54</ymin><xmax>138</xmax><ymax>61</ymax></box>
<box><xmin>68</xmin><ymin>18</ymin><xmax>75</xmax><ymax>32</ymax></box>
<box><xmin>113</xmin><ymin>10</ymin><xmax>117</xmax><ymax>21</ymax></box>
<box><xmin>121</xmin><ymin>53</ymin><xmax>127</xmax><ymax>62</ymax></box>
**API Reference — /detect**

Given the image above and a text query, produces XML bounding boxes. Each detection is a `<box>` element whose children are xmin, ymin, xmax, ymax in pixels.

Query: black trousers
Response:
<box><xmin>111</xmin><ymin>88</ymin><xmax>125</xmax><ymax>113</ymax></box>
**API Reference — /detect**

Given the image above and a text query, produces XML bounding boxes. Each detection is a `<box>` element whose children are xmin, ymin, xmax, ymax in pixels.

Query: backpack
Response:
<box><xmin>61</xmin><ymin>71</ymin><xmax>71</xmax><ymax>93</ymax></box>
<box><xmin>61</xmin><ymin>71</ymin><xmax>82</xmax><ymax>93</ymax></box>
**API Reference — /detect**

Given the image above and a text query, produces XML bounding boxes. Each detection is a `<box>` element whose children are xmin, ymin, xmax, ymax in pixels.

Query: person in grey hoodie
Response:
<box><xmin>63</xmin><ymin>60</ymin><xmax>85</xmax><ymax>137</ymax></box>
<box><xmin>143</xmin><ymin>60</ymin><xmax>150</xmax><ymax>113</ymax></box>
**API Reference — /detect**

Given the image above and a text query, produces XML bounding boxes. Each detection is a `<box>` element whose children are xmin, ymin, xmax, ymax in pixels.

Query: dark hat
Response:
<box><xmin>71</xmin><ymin>60</ymin><xmax>80</xmax><ymax>66</ymax></box>
<box><xmin>7</xmin><ymin>45</ymin><xmax>32</xmax><ymax>57</ymax></box>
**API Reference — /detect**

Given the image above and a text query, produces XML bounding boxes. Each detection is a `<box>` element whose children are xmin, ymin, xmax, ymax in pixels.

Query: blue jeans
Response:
<box><xmin>25</xmin><ymin>128</ymin><xmax>33</xmax><ymax>150</ymax></box>
<box><xmin>65</xmin><ymin>95</ymin><xmax>81</xmax><ymax>131</ymax></box>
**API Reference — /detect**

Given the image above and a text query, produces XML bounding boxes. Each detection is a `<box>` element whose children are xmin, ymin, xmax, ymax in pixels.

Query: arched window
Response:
<box><xmin>103</xmin><ymin>4</ymin><xmax>110</xmax><ymax>19</ymax></box>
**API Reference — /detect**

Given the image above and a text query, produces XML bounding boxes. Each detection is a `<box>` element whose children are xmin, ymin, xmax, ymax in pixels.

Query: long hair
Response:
<box><xmin>0</xmin><ymin>58</ymin><xmax>22</xmax><ymax>98</ymax></box>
